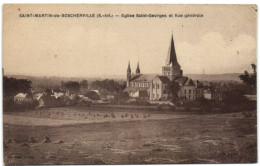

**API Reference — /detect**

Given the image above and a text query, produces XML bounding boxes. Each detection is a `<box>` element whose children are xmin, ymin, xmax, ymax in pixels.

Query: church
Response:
<box><xmin>124</xmin><ymin>34</ymin><xmax>204</xmax><ymax>101</ymax></box>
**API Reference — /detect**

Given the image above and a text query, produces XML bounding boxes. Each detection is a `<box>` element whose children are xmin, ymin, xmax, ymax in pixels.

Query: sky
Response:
<box><xmin>3</xmin><ymin>4</ymin><xmax>257</xmax><ymax>77</ymax></box>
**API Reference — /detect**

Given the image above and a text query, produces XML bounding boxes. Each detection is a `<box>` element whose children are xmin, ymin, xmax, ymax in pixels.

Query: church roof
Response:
<box><xmin>174</xmin><ymin>76</ymin><xmax>188</xmax><ymax>85</ymax></box>
<box><xmin>157</xmin><ymin>76</ymin><xmax>170</xmax><ymax>83</ymax></box>
<box><xmin>166</xmin><ymin>34</ymin><xmax>180</xmax><ymax>67</ymax></box>
<box><xmin>130</xmin><ymin>74</ymin><xmax>156</xmax><ymax>82</ymax></box>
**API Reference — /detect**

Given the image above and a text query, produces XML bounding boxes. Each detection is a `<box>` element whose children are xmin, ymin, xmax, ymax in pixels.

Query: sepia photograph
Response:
<box><xmin>2</xmin><ymin>4</ymin><xmax>257</xmax><ymax>164</ymax></box>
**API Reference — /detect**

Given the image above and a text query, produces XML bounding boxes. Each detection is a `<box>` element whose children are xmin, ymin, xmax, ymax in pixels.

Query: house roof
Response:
<box><xmin>14</xmin><ymin>93</ymin><xmax>27</xmax><ymax>98</ymax></box>
<box><xmin>130</xmin><ymin>74</ymin><xmax>156</xmax><ymax>82</ymax></box>
<box><xmin>174</xmin><ymin>76</ymin><xmax>197</xmax><ymax>86</ymax></box>
<box><xmin>184</xmin><ymin>78</ymin><xmax>195</xmax><ymax>86</ymax></box>
<box><xmin>194</xmin><ymin>80</ymin><xmax>203</xmax><ymax>88</ymax></box>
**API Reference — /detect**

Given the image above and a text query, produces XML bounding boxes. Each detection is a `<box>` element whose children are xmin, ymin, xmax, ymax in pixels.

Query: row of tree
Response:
<box><xmin>90</xmin><ymin>79</ymin><xmax>126</xmax><ymax>93</ymax></box>
<box><xmin>3</xmin><ymin>76</ymin><xmax>32</xmax><ymax>97</ymax></box>
<box><xmin>60</xmin><ymin>79</ymin><xmax>126</xmax><ymax>94</ymax></box>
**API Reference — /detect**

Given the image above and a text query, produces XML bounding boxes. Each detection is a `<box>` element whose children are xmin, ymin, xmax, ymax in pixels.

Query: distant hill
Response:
<box><xmin>4</xmin><ymin>73</ymin><xmax>242</xmax><ymax>89</ymax></box>
<box><xmin>4</xmin><ymin>74</ymin><xmax>126</xmax><ymax>90</ymax></box>
<box><xmin>185</xmin><ymin>73</ymin><xmax>242</xmax><ymax>82</ymax></box>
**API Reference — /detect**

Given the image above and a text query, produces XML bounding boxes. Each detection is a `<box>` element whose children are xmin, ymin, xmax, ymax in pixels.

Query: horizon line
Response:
<box><xmin>3</xmin><ymin>72</ymin><xmax>243</xmax><ymax>78</ymax></box>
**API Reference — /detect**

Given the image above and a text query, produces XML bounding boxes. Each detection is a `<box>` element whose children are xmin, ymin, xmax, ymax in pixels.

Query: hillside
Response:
<box><xmin>4</xmin><ymin>73</ymin><xmax>242</xmax><ymax>89</ymax></box>
<box><xmin>185</xmin><ymin>73</ymin><xmax>242</xmax><ymax>82</ymax></box>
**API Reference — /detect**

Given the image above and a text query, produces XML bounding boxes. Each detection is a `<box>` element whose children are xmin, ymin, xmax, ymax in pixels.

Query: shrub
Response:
<box><xmin>85</xmin><ymin>91</ymin><xmax>100</xmax><ymax>101</ymax></box>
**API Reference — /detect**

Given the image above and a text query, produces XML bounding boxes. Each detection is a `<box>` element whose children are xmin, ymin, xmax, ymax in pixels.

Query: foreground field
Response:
<box><xmin>3</xmin><ymin>106</ymin><xmax>257</xmax><ymax>164</ymax></box>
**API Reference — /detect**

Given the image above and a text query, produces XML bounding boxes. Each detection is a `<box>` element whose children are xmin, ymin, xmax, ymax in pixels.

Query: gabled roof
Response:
<box><xmin>157</xmin><ymin>76</ymin><xmax>170</xmax><ymax>83</ymax></box>
<box><xmin>194</xmin><ymin>80</ymin><xmax>203</xmax><ymax>88</ymax></box>
<box><xmin>130</xmin><ymin>74</ymin><xmax>156</xmax><ymax>82</ymax></box>
<box><xmin>14</xmin><ymin>93</ymin><xmax>27</xmax><ymax>98</ymax></box>
<box><xmin>174</xmin><ymin>77</ymin><xmax>188</xmax><ymax>85</ymax></box>
<box><xmin>174</xmin><ymin>76</ymin><xmax>197</xmax><ymax>87</ymax></box>
<box><xmin>184</xmin><ymin>78</ymin><xmax>195</xmax><ymax>86</ymax></box>
<box><xmin>14</xmin><ymin>93</ymin><xmax>32</xmax><ymax>98</ymax></box>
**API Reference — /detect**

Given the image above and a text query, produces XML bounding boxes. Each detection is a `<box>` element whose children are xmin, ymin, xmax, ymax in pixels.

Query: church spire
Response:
<box><xmin>166</xmin><ymin>33</ymin><xmax>180</xmax><ymax>67</ymax></box>
<box><xmin>127</xmin><ymin>61</ymin><xmax>131</xmax><ymax>87</ymax></box>
<box><xmin>127</xmin><ymin>61</ymin><xmax>131</xmax><ymax>72</ymax></box>
<box><xmin>136</xmin><ymin>62</ymin><xmax>140</xmax><ymax>74</ymax></box>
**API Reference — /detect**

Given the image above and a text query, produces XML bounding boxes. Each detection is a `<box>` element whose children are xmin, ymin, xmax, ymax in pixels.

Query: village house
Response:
<box><xmin>204</xmin><ymin>89</ymin><xmax>212</xmax><ymax>100</ymax></box>
<box><xmin>99</xmin><ymin>91</ymin><xmax>116</xmax><ymax>101</ymax></box>
<box><xmin>32</xmin><ymin>92</ymin><xmax>44</xmax><ymax>101</ymax></box>
<box><xmin>14</xmin><ymin>93</ymin><xmax>33</xmax><ymax>104</ymax></box>
<box><xmin>204</xmin><ymin>89</ymin><xmax>224</xmax><ymax>102</ymax></box>
<box><xmin>244</xmin><ymin>95</ymin><xmax>257</xmax><ymax>101</ymax></box>
<box><xmin>52</xmin><ymin>92</ymin><xmax>65</xmax><ymax>99</ymax></box>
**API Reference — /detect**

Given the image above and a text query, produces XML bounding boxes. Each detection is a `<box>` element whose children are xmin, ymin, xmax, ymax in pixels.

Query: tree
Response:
<box><xmin>239</xmin><ymin>64</ymin><xmax>256</xmax><ymax>87</ymax></box>
<box><xmin>166</xmin><ymin>80</ymin><xmax>180</xmax><ymax>102</ymax></box>
<box><xmin>85</xmin><ymin>91</ymin><xmax>100</xmax><ymax>101</ymax></box>
<box><xmin>90</xmin><ymin>79</ymin><xmax>124</xmax><ymax>93</ymax></box>
<box><xmin>62</xmin><ymin>81</ymin><xmax>80</xmax><ymax>94</ymax></box>
<box><xmin>3</xmin><ymin>76</ymin><xmax>32</xmax><ymax>97</ymax></box>
<box><xmin>80</xmin><ymin>80</ymin><xmax>88</xmax><ymax>94</ymax></box>
<box><xmin>222</xmin><ymin>83</ymin><xmax>249</xmax><ymax>104</ymax></box>
<box><xmin>44</xmin><ymin>88</ymin><xmax>52</xmax><ymax>96</ymax></box>
<box><xmin>115</xmin><ymin>92</ymin><xmax>129</xmax><ymax>101</ymax></box>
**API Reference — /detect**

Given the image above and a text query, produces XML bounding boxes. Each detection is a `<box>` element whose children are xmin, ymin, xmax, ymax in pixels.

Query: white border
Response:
<box><xmin>0</xmin><ymin>1</ymin><xmax>259</xmax><ymax>166</ymax></box>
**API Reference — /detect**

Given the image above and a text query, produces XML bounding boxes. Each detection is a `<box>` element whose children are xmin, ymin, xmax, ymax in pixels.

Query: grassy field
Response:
<box><xmin>3</xmin><ymin>106</ymin><xmax>257</xmax><ymax>164</ymax></box>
